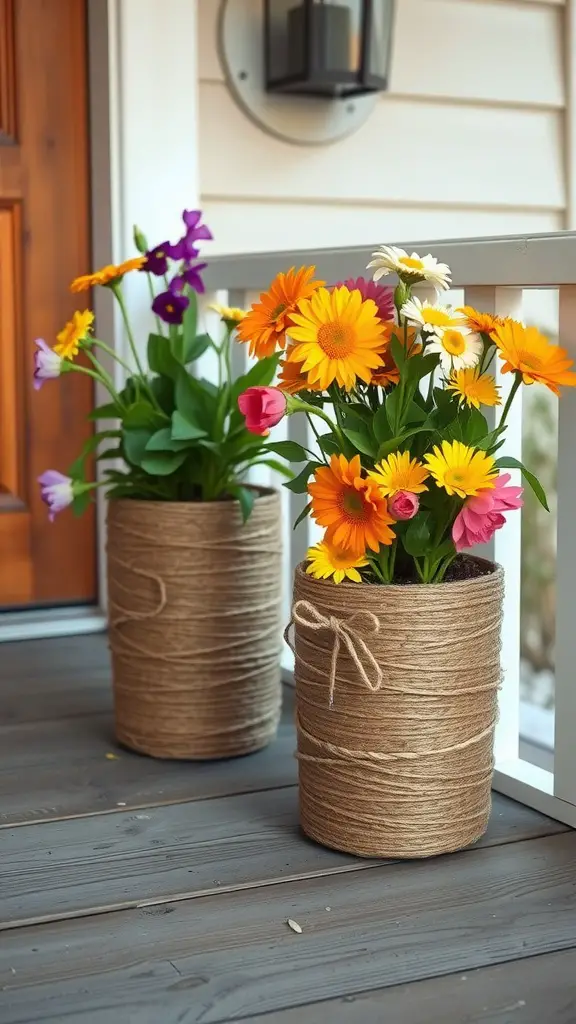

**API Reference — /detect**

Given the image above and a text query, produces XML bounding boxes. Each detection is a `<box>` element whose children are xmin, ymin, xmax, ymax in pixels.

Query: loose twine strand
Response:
<box><xmin>291</xmin><ymin>560</ymin><xmax>504</xmax><ymax>858</ymax></box>
<box><xmin>107</xmin><ymin>495</ymin><xmax>283</xmax><ymax>760</ymax></box>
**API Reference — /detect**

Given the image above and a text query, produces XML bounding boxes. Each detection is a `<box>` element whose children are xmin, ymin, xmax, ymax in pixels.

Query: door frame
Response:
<box><xmin>0</xmin><ymin>0</ymin><xmax>199</xmax><ymax>640</ymax></box>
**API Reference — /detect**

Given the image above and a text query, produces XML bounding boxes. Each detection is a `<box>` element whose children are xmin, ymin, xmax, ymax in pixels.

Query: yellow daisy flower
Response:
<box><xmin>54</xmin><ymin>310</ymin><xmax>94</xmax><ymax>360</ymax></box>
<box><xmin>305</xmin><ymin>539</ymin><xmax>368</xmax><ymax>584</ymax></box>
<box><xmin>368</xmin><ymin>451</ymin><xmax>429</xmax><ymax>496</ymax></box>
<box><xmin>209</xmin><ymin>304</ymin><xmax>247</xmax><ymax>324</ymax></box>
<box><xmin>424</xmin><ymin>440</ymin><xmax>497</xmax><ymax>498</ymax></box>
<box><xmin>70</xmin><ymin>257</ymin><xmax>145</xmax><ymax>293</ymax></box>
<box><xmin>446</xmin><ymin>369</ymin><xmax>501</xmax><ymax>409</ymax></box>
<box><xmin>288</xmin><ymin>286</ymin><xmax>385</xmax><ymax>392</ymax></box>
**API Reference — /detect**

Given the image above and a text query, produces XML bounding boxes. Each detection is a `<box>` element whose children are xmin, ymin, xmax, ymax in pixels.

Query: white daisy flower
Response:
<box><xmin>427</xmin><ymin>327</ymin><xmax>483</xmax><ymax>373</ymax></box>
<box><xmin>400</xmin><ymin>297</ymin><xmax>461</xmax><ymax>338</ymax></box>
<box><xmin>367</xmin><ymin>245</ymin><xmax>451</xmax><ymax>292</ymax></box>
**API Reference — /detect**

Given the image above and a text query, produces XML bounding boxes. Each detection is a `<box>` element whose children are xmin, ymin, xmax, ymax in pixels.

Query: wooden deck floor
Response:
<box><xmin>1</xmin><ymin>635</ymin><xmax>576</xmax><ymax>1023</ymax></box>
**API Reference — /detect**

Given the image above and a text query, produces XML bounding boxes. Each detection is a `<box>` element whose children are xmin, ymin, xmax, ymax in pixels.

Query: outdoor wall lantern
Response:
<box><xmin>264</xmin><ymin>0</ymin><xmax>395</xmax><ymax>98</ymax></box>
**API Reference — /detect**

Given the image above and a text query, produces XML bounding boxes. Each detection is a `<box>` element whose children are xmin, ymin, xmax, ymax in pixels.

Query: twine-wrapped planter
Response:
<box><xmin>291</xmin><ymin>557</ymin><xmax>504</xmax><ymax>859</ymax></box>
<box><xmin>106</xmin><ymin>490</ymin><xmax>283</xmax><ymax>760</ymax></box>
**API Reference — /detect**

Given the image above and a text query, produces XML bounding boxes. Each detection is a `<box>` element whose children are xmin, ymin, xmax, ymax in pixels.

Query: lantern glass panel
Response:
<box><xmin>367</xmin><ymin>0</ymin><xmax>394</xmax><ymax>81</ymax></box>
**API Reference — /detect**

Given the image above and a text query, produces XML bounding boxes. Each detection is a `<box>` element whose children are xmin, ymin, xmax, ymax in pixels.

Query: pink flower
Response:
<box><xmin>388</xmin><ymin>490</ymin><xmax>420</xmax><ymax>521</ymax></box>
<box><xmin>334</xmin><ymin>277</ymin><xmax>395</xmax><ymax>322</ymax></box>
<box><xmin>238</xmin><ymin>386</ymin><xmax>287</xmax><ymax>436</ymax></box>
<box><xmin>38</xmin><ymin>470</ymin><xmax>75</xmax><ymax>521</ymax></box>
<box><xmin>452</xmin><ymin>473</ymin><xmax>523</xmax><ymax>552</ymax></box>
<box><xmin>34</xmin><ymin>339</ymin><xmax>63</xmax><ymax>389</ymax></box>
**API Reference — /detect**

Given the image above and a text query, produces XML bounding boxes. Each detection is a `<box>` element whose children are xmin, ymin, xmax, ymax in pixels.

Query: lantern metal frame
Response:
<box><xmin>264</xmin><ymin>0</ymin><xmax>394</xmax><ymax>99</ymax></box>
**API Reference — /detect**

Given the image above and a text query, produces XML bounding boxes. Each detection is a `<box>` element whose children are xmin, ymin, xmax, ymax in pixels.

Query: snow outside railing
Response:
<box><xmin>199</xmin><ymin>232</ymin><xmax>576</xmax><ymax>828</ymax></box>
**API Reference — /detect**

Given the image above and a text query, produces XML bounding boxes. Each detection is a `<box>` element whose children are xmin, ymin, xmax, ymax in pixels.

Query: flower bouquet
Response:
<box><xmin>236</xmin><ymin>244</ymin><xmax>576</xmax><ymax>858</ymax></box>
<box><xmin>35</xmin><ymin>209</ymin><xmax>284</xmax><ymax>760</ymax></box>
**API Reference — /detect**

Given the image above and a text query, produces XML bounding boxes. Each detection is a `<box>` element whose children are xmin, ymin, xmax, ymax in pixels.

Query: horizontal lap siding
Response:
<box><xmin>198</xmin><ymin>0</ymin><xmax>566</xmax><ymax>251</ymax></box>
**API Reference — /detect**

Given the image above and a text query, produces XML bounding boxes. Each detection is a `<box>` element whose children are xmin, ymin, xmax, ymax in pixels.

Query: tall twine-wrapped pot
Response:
<box><xmin>289</xmin><ymin>556</ymin><xmax>504</xmax><ymax>858</ymax></box>
<box><xmin>106</xmin><ymin>489</ymin><xmax>282</xmax><ymax>759</ymax></box>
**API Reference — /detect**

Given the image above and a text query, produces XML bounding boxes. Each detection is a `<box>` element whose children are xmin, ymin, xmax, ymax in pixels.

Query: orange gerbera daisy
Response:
<box><xmin>237</xmin><ymin>266</ymin><xmax>323</xmax><ymax>359</ymax></box>
<box><xmin>457</xmin><ymin>306</ymin><xmax>504</xmax><ymax>336</ymax></box>
<box><xmin>493</xmin><ymin>319</ymin><xmax>576</xmax><ymax>395</ymax></box>
<box><xmin>371</xmin><ymin>322</ymin><xmax>420</xmax><ymax>386</ymax></box>
<box><xmin>308</xmin><ymin>454</ymin><xmax>395</xmax><ymax>556</ymax></box>
<box><xmin>277</xmin><ymin>345</ymin><xmax>319</xmax><ymax>394</ymax></box>
<box><xmin>71</xmin><ymin>257</ymin><xmax>145</xmax><ymax>293</ymax></box>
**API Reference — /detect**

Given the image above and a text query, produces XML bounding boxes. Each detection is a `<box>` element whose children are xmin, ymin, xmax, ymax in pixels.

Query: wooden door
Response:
<box><xmin>0</xmin><ymin>0</ymin><xmax>96</xmax><ymax>608</ymax></box>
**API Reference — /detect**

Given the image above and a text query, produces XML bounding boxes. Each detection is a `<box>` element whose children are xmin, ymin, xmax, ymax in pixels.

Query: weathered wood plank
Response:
<box><xmin>1</xmin><ymin>789</ymin><xmax>566</xmax><ymax>929</ymax></box>
<box><xmin>0</xmin><ymin>634</ymin><xmax>111</xmax><ymax>724</ymax></box>
<box><xmin>1</xmin><ymin>833</ymin><xmax>575</xmax><ymax>1023</ymax></box>
<box><xmin>241</xmin><ymin>947</ymin><xmax>576</xmax><ymax>1024</ymax></box>
<box><xmin>0</xmin><ymin>687</ymin><xmax>296</xmax><ymax>826</ymax></box>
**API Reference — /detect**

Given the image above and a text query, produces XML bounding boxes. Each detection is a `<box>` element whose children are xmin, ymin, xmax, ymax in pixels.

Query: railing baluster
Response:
<box><xmin>553</xmin><ymin>285</ymin><xmax>576</xmax><ymax>803</ymax></box>
<box><xmin>464</xmin><ymin>287</ymin><xmax>523</xmax><ymax>764</ymax></box>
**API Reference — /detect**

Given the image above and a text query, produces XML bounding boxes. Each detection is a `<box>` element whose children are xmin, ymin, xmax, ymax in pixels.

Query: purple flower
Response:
<box><xmin>142</xmin><ymin>242</ymin><xmax>171</xmax><ymax>276</ymax></box>
<box><xmin>152</xmin><ymin>289</ymin><xmax>190</xmax><ymax>325</ymax></box>
<box><xmin>33</xmin><ymin>339</ymin><xmax>62</xmax><ymax>390</ymax></box>
<box><xmin>38</xmin><ymin>470</ymin><xmax>75</xmax><ymax>521</ymax></box>
<box><xmin>334</xmin><ymin>277</ymin><xmax>395</xmax><ymax>322</ymax></box>
<box><xmin>180</xmin><ymin>261</ymin><xmax>207</xmax><ymax>295</ymax></box>
<box><xmin>166</xmin><ymin>210</ymin><xmax>213</xmax><ymax>262</ymax></box>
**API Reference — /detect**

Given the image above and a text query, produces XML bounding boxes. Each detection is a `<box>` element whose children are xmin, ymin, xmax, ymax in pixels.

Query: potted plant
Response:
<box><xmin>34</xmin><ymin>210</ymin><xmax>288</xmax><ymax>760</ymax></box>
<box><xmin>236</xmin><ymin>245</ymin><xmax>576</xmax><ymax>857</ymax></box>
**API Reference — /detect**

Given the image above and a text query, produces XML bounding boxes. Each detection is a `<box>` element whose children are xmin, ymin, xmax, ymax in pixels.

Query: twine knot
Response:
<box><xmin>290</xmin><ymin>599</ymin><xmax>383</xmax><ymax>705</ymax></box>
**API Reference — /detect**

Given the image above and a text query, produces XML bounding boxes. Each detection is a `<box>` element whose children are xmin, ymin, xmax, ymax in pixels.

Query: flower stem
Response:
<box><xmin>499</xmin><ymin>373</ymin><xmax>521</xmax><ymax>428</ymax></box>
<box><xmin>111</xmin><ymin>282</ymin><xmax>146</xmax><ymax>379</ymax></box>
<box><xmin>66</xmin><ymin>362</ymin><xmax>122</xmax><ymax>404</ymax></box>
<box><xmin>88</xmin><ymin>339</ymin><xmax>134</xmax><ymax>381</ymax></box>
<box><xmin>305</xmin><ymin>412</ymin><xmax>329</xmax><ymax>464</ymax></box>
<box><xmin>146</xmin><ymin>273</ymin><xmax>163</xmax><ymax>335</ymax></box>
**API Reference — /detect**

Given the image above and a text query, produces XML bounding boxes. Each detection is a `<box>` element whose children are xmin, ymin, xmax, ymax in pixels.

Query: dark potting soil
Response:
<box><xmin>380</xmin><ymin>554</ymin><xmax>495</xmax><ymax>586</ymax></box>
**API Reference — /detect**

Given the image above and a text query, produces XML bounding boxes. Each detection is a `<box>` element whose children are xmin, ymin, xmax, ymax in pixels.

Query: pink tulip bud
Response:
<box><xmin>238</xmin><ymin>386</ymin><xmax>287</xmax><ymax>436</ymax></box>
<box><xmin>389</xmin><ymin>490</ymin><xmax>419</xmax><ymax>521</ymax></box>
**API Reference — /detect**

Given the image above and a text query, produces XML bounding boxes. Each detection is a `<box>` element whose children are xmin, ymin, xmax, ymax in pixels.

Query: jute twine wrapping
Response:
<box><xmin>106</xmin><ymin>491</ymin><xmax>282</xmax><ymax>760</ymax></box>
<box><xmin>289</xmin><ymin>558</ymin><xmax>504</xmax><ymax>859</ymax></box>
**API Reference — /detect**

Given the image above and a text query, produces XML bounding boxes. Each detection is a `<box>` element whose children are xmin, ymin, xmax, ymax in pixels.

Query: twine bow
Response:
<box><xmin>286</xmin><ymin>599</ymin><xmax>384</xmax><ymax>706</ymax></box>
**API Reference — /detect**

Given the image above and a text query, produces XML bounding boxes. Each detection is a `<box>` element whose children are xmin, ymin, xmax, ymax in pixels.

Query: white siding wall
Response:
<box><xmin>198</xmin><ymin>0</ymin><xmax>566</xmax><ymax>252</ymax></box>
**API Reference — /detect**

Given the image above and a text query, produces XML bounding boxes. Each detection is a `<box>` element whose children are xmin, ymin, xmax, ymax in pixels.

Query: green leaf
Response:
<box><xmin>231</xmin><ymin>356</ymin><xmax>278</xmax><ymax>405</ymax></box>
<box><xmin>293</xmin><ymin>501</ymin><xmax>312</xmax><ymax>530</ymax></box>
<box><xmin>405</xmin><ymin>401</ymin><xmax>428</xmax><ymax>425</ymax></box>
<box><xmin>431</xmin><ymin>387</ymin><xmax>458</xmax><ymax>428</ymax></box>
<box><xmin>145</xmin><ymin>427</ymin><xmax>192</xmax><ymax>452</ymax></box>
<box><xmin>390</xmin><ymin>334</ymin><xmax>407</xmax><ymax>371</ymax></box>
<box><xmin>185</xmin><ymin>332</ymin><xmax>211</xmax><ymax>363</ymax></box>
<box><xmin>96</xmin><ymin>445</ymin><xmax>123</xmax><ymax>461</ymax></box>
<box><xmin>342</xmin><ymin>428</ymin><xmax>378</xmax><ymax>459</ymax></box>
<box><xmin>123</xmin><ymin>401</ymin><xmax>167</xmax><ymax>430</ymax></box>
<box><xmin>460</xmin><ymin>406</ymin><xmax>489</xmax><ymax>444</ymax></box>
<box><xmin>495</xmin><ymin>456</ymin><xmax>549</xmax><ymax>511</ymax></box>
<box><xmin>403</xmin><ymin>514</ymin><xmax>432</xmax><ymax>557</ymax></box>
<box><xmin>264</xmin><ymin>439</ymin><xmax>308</xmax><ymax>462</ymax></box>
<box><xmin>171</xmin><ymin>409</ymin><xmax>207</xmax><ymax>441</ymax></box>
<box><xmin>373</xmin><ymin>404</ymin><xmax>393</xmax><ymax>444</ymax></box>
<box><xmin>67</xmin><ymin>430</ymin><xmax>121</xmax><ymax>478</ymax></box>
<box><xmin>317</xmin><ymin>432</ymin><xmax>340</xmax><ymax>457</ymax></box>
<box><xmin>229</xmin><ymin>484</ymin><xmax>255</xmax><ymax>523</ymax></box>
<box><xmin>147</xmin><ymin>332</ymin><xmax>181</xmax><ymax>379</ymax></box>
<box><xmin>122</xmin><ymin>427</ymin><xmax>153</xmax><ymax>468</ymax></box>
<box><xmin>376</xmin><ymin>426</ymin><xmax>432</xmax><ymax>462</ymax></box>
<box><xmin>88</xmin><ymin>401</ymin><xmax>121</xmax><ymax>421</ymax></box>
<box><xmin>140</xmin><ymin>450</ymin><xmax>187</xmax><ymax>476</ymax></box>
<box><xmin>180</xmin><ymin>290</ymin><xmax>198</xmax><ymax>363</ymax></box>
<box><xmin>248</xmin><ymin>458</ymin><xmax>294</xmax><ymax>479</ymax></box>
<box><xmin>406</xmin><ymin>352</ymin><xmax>439</xmax><ymax>384</ymax></box>
<box><xmin>284</xmin><ymin>461</ymin><xmax>321</xmax><ymax>494</ymax></box>
<box><xmin>385</xmin><ymin>385</ymin><xmax>403</xmax><ymax>434</ymax></box>
<box><xmin>72</xmin><ymin>490</ymin><xmax>92</xmax><ymax>517</ymax></box>
<box><xmin>475</xmin><ymin>423</ymin><xmax>507</xmax><ymax>452</ymax></box>
<box><xmin>175</xmin><ymin>370</ymin><xmax>214</xmax><ymax>431</ymax></box>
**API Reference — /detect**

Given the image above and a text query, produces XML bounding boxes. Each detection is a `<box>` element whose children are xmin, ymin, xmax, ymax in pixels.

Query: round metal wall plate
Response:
<box><xmin>218</xmin><ymin>0</ymin><xmax>378</xmax><ymax>147</ymax></box>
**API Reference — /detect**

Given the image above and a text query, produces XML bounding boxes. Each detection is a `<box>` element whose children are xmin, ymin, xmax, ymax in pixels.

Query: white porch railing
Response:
<box><xmin>200</xmin><ymin>231</ymin><xmax>576</xmax><ymax>829</ymax></box>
